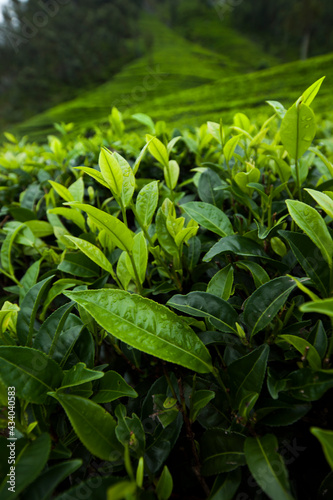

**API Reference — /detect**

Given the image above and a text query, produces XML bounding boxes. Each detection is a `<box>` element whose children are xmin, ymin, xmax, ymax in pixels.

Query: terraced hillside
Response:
<box><xmin>128</xmin><ymin>52</ymin><xmax>333</xmax><ymax>128</ymax></box>
<box><xmin>13</xmin><ymin>14</ymin><xmax>278</xmax><ymax>138</ymax></box>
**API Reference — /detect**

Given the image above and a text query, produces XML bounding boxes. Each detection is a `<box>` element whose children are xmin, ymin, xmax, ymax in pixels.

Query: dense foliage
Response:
<box><xmin>1</xmin><ymin>79</ymin><xmax>333</xmax><ymax>499</ymax></box>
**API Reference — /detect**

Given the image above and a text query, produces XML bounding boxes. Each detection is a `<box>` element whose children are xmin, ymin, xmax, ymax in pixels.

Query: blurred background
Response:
<box><xmin>1</xmin><ymin>0</ymin><xmax>333</xmax><ymax>136</ymax></box>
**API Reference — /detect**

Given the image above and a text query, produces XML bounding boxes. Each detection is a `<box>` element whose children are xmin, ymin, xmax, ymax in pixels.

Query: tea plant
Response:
<box><xmin>0</xmin><ymin>78</ymin><xmax>333</xmax><ymax>500</ymax></box>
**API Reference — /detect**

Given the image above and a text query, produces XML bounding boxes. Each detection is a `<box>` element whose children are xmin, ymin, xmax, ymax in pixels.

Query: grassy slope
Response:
<box><xmin>127</xmin><ymin>53</ymin><xmax>333</xmax><ymax>128</ymax></box>
<box><xmin>13</xmin><ymin>14</ymin><xmax>277</xmax><ymax>138</ymax></box>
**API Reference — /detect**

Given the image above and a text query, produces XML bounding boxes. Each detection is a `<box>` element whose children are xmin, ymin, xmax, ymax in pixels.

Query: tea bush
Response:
<box><xmin>0</xmin><ymin>78</ymin><xmax>333</xmax><ymax>499</ymax></box>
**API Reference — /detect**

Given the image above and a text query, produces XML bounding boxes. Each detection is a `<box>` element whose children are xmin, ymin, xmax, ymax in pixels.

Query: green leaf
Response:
<box><xmin>224</xmin><ymin>134</ymin><xmax>242</xmax><ymax>163</ymax></box>
<box><xmin>76</xmin><ymin>166</ymin><xmax>110</xmax><ymax>189</ymax></box>
<box><xmin>116</xmin><ymin>251</ymin><xmax>132</xmax><ymax>289</ymax></box>
<box><xmin>19</xmin><ymin>259</ymin><xmax>42</xmax><ymax>304</ymax></box>
<box><xmin>136</xmin><ymin>456</ymin><xmax>144</xmax><ymax>488</ymax></box>
<box><xmin>207</xmin><ymin>265</ymin><xmax>234</xmax><ymax>300</ymax></box>
<box><xmin>0</xmin><ymin>346</ymin><xmax>63</xmax><ymax>403</ymax></box>
<box><xmin>208</xmin><ymin>469</ymin><xmax>242</xmax><ymax>500</ymax></box>
<box><xmin>40</xmin><ymin>279</ymin><xmax>84</xmax><ymax>320</ymax></box>
<box><xmin>107</xmin><ymin>481</ymin><xmax>137</xmax><ymax>500</ymax></box>
<box><xmin>269</xmin><ymin>157</ymin><xmax>291</xmax><ymax>184</ymax></box>
<box><xmin>136</xmin><ymin>181</ymin><xmax>159</xmax><ymax>227</ymax></box>
<box><xmin>0</xmin><ymin>433</ymin><xmax>51</xmax><ymax>500</ymax></box>
<box><xmin>308</xmin><ymin>320</ymin><xmax>328</xmax><ymax>359</ymax></box>
<box><xmin>164</xmin><ymin>160</ymin><xmax>179</xmax><ymax>190</ymax></box>
<box><xmin>311</xmin><ymin>428</ymin><xmax>333</xmax><ymax>469</ymax></box>
<box><xmin>305</xmin><ymin>188</ymin><xmax>333</xmax><ymax>219</ymax></box>
<box><xmin>22</xmin><ymin>459</ymin><xmax>82</xmax><ymax>500</ymax></box>
<box><xmin>203</xmin><ymin>235</ymin><xmax>269</xmax><ymax>262</ymax></box>
<box><xmin>301</xmin><ymin>76</ymin><xmax>325</xmax><ymax>106</ymax></box>
<box><xmin>201</xmin><ymin>429</ymin><xmax>246</xmax><ymax>475</ymax></box>
<box><xmin>99</xmin><ymin>147</ymin><xmax>123</xmax><ymax>198</ymax></box>
<box><xmin>286</xmin><ymin>200</ymin><xmax>333</xmax><ymax>267</ymax></box>
<box><xmin>114</xmin><ymin>152</ymin><xmax>135</xmax><ymax>208</ymax></box>
<box><xmin>244</xmin><ymin>434</ymin><xmax>294</xmax><ymax>500</ymax></box>
<box><xmin>300</xmin><ymin>298</ymin><xmax>333</xmax><ymax>317</ymax></box>
<box><xmin>64</xmin><ymin>236</ymin><xmax>115</xmax><ymax>276</ymax></box>
<box><xmin>25</xmin><ymin>220</ymin><xmax>54</xmax><ymax>238</ymax></box>
<box><xmin>16</xmin><ymin>276</ymin><xmax>54</xmax><ymax>346</ymax></box>
<box><xmin>279</xmin><ymin>230</ymin><xmax>329</xmax><ymax>297</ymax></box>
<box><xmin>280</xmin><ymin>102</ymin><xmax>316</xmax><ymax>159</ymax></box>
<box><xmin>115</xmin><ymin>404</ymin><xmax>145</xmax><ymax>456</ymax></box>
<box><xmin>125</xmin><ymin>232</ymin><xmax>148</xmax><ymax>285</ymax></box>
<box><xmin>236</xmin><ymin>261</ymin><xmax>269</xmax><ymax>288</ymax></box>
<box><xmin>68</xmin><ymin>177</ymin><xmax>84</xmax><ymax>203</ymax></box>
<box><xmin>244</xmin><ymin>277</ymin><xmax>298</xmax><ymax>337</ymax></box>
<box><xmin>49</xmin><ymin>181</ymin><xmax>74</xmax><ymax>202</ymax></box>
<box><xmin>182</xmin><ymin>202</ymin><xmax>233</xmax><ymax>237</ymax></box>
<box><xmin>198</xmin><ymin>169</ymin><xmax>223</xmax><ymax>206</ymax></box>
<box><xmin>156</xmin><ymin>466</ymin><xmax>173</xmax><ymax>500</ymax></box>
<box><xmin>48</xmin><ymin>208</ymin><xmax>86</xmax><ymax>232</ymax></box>
<box><xmin>69</xmin><ymin>203</ymin><xmax>134</xmax><ymax>253</ymax></box>
<box><xmin>228</xmin><ymin>345</ymin><xmax>269</xmax><ymax>408</ymax></box>
<box><xmin>133</xmin><ymin>141</ymin><xmax>150</xmax><ymax>175</ymax></box>
<box><xmin>147</xmin><ymin>135</ymin><xmax>169</xmax><ymax>168</ymax></box>
<box><xmin>286</xmin><ymin>368</ymin><xmax>333</xmax><ymax>401</ymax></box>
<box><xmin>155</xmin><ymin>207</ymin><xmax>179</xmax><ymax>258</ymax></box>
<box><xmin>33</xmin><ymin>302</ymin><xmax>75</xmax><ymax>358</ymax></box>
<box><xmin>58</xmin><ymin>252</ymin><xmax>100</xmax><ymax>278</ymax></box>
<box><xmin>49</xmin><ymin>393</ymin><xmax>120</xmax><ymax>461</ymax></box>
<box><xmin>60</xmin><ymin>362</ymin><xmax>104</xmax><ymax>389</ymax></box>
<box><xmin>65</xmin><ymin>289</ymin><xmax>213</xmax><ymax>373</ymax></box>
<box><xmin>167</xmin><ymin>292</ymin><xmax>238</xmax><ymax>334</ymax></box>
<box><xmin>1</xmin><ymin>222</ymin><xmax>24</xmax><ymax>276</ymax></box>
<box><xmin>278</xmin><ymin>334</ymin><xmax>321</xmax><ymax>370</ymax></box>
<box><xmin>92</xmin><ymin>370</ymin><xmax>138</xmax><ymax>403</ymax></box>
<box><xmin>266</xmin><ymin>100</ymin><xmax>287</xmax><ymax>119</ymax></box>
<box><xmin>132</xmin><ymin>113</ymin><xmax>155</xmax><ymax>132</ymax></box>
<box><xmin>256</xmin><ymin>399</ymin><xmax>310</xmax><ymax>426</ymax></box>
<box><xmin>190</xmin><ymin>390</ymin><xmax>215</xmax><ymax>422</ymax></box>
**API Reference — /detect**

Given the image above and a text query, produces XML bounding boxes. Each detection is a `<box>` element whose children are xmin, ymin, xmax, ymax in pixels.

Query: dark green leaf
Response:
<box><xmin>167</xmin><ymin>292</ymin><xmax>238</xmax><ymax>334</ymax></box>
<box><xmin>22</xmin><ymin>460</ymin><xmax>82</xmax><ymax>500</ymax></box>
<box><xmin>244</xmin><ymin>277</ymin><xmax>298</xmax><ymax>338</ymax></box>
<box><xmin>0</xmin><ymin>346</ymin><xmax>63</xmax><ymax>403</ymax></box>
<box><xmin>92</xmin><ymin>371</ymin><xmax>138</xmax><ymax>403</ymax></box>
<box><xmin>279</xmin><ymin>230</ymin><xmax>329</xmax><ymax>297</ymax></box>
<box><xmin>0</xmin><ymin>434</ymin><xmax>51</xmax><ymax>500</ymax></box>
<box><xmin>49</xmin><ymin>393</ymin><xmax>121</xmax><ymax>461</ymax></box>
<box><xmin>182</xmin><ymin>202</ymin><xmax>233</xmax><ymax>237</ymax></box>
<box><xmin>201</xmin><ymin>429</ymin><xmax>246</xmax><ymax>475</ymax></box>
<box><xmin>244</xmin><ymin>434</ymin><xmax>294</xmax><ymax>500</ymax></box>
<box><xmin>16</xmin><ymin>276</ymin><xmax>54</xmax><ymax>346</ymax></box>
<box><xmin>228</xmin><ymin>345</ymin><xmax>269</xmax><ymax>408</ymax></box>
